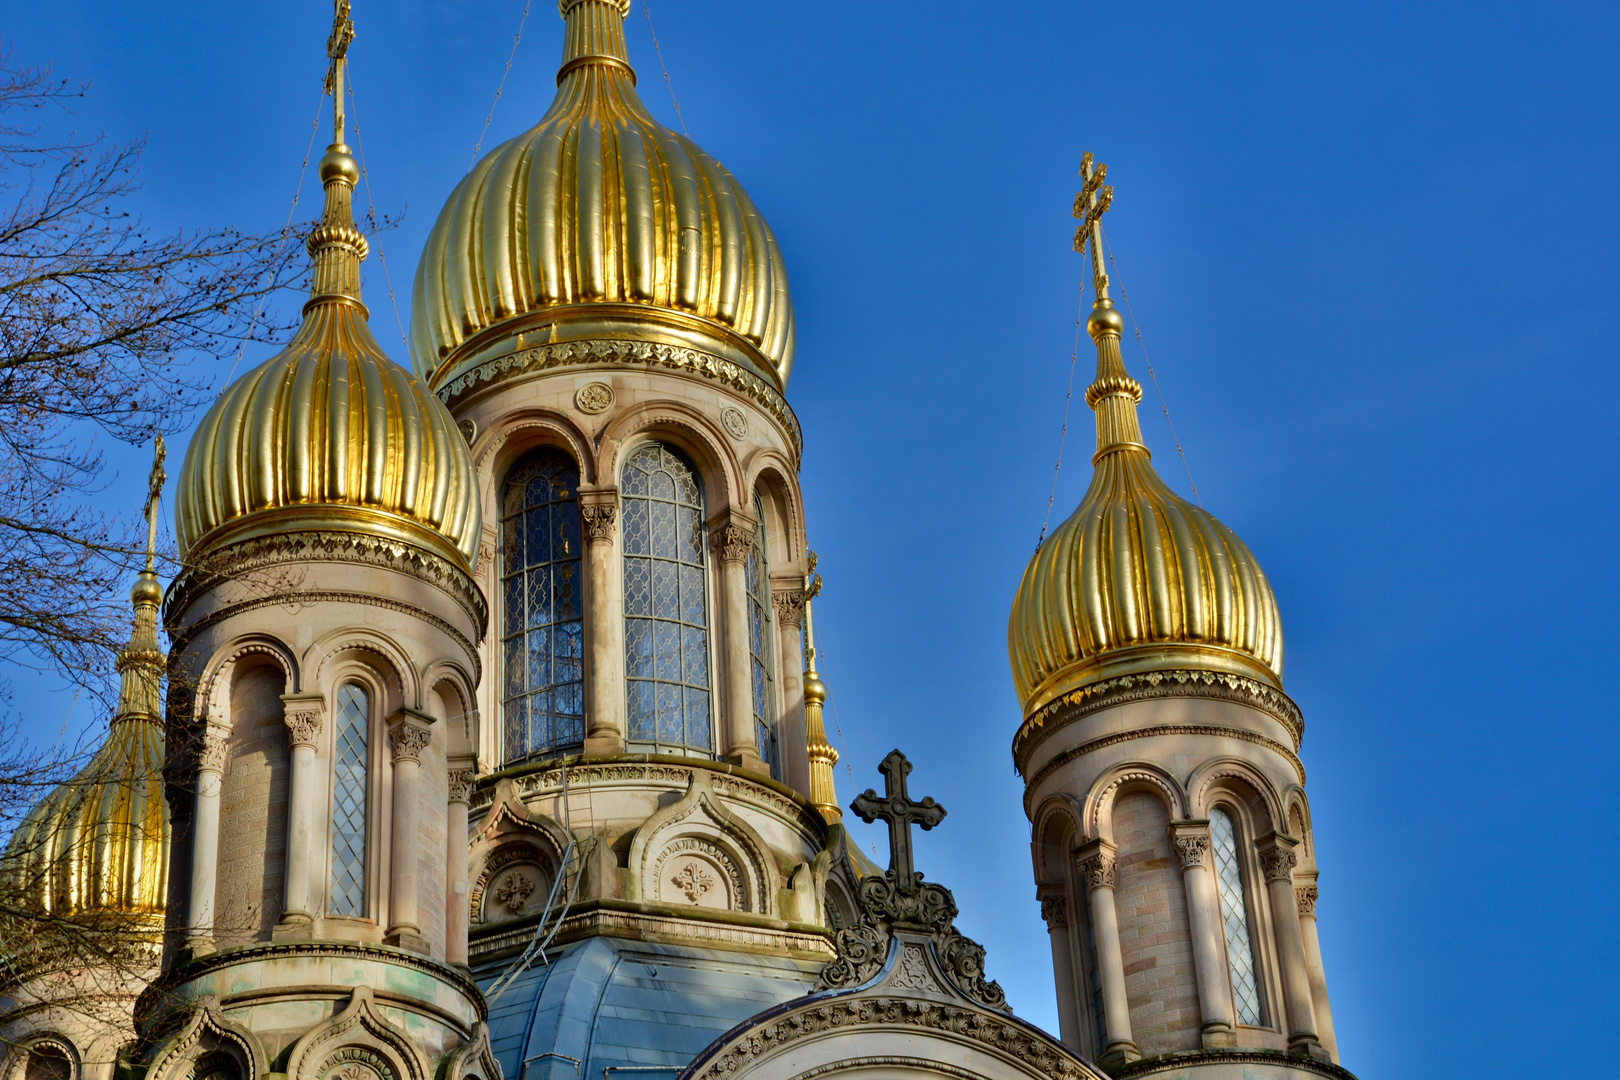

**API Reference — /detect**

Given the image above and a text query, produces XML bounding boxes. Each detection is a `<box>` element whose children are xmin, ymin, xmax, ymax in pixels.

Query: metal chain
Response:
<box><xmin>344</xmin><ymin>75</ymin><xmax>411</xmax><ymax>355</ymax></box>
<box><xmin>642</xmin><ymin>2</ymin><xmax>689</xmax><ymax>136</ymax></box>
<box><xmin>470</xmin><ymin>1</ymin><xmax>533</xmax><ymax>171</ymax></box>
<box><xmin>1037</xmin><ymin>274</ymin><xmax>1087</xmax><ymax>549</ymax></box>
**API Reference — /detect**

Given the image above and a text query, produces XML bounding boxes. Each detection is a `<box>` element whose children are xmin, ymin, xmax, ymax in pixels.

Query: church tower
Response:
<box><xmin>1008</xmin><ymin>159</ymin><xmax>1347</xmax><ymax>1079</ymax></box>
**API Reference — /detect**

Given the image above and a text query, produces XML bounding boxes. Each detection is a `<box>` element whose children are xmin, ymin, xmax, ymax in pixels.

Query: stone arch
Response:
<box><xmin>2</xmin><ymin>1034</ymin><xmax>79</xmax><ymax>1080</ymax></box>
<box><xmin>601</xmin><ymin>401</ymin><xmax>742</xmax><ymax>514</ymax></box>
<box><xmin>474</xmin><ymin>409</ymin><xmax>597</xmax><ymax>487</ymax></box>
<box><xmin>1030</xmin><ymin>795</ymin><xmax>1083</xmax><ymax>883</ymax></box>
<box><xmin>435</xmin><ymin>1024</ymin><xmax>500</xmax><ymax>1080</ymax></box>
<box><xmin>1282</xmin><ymin>785</ymin><xmax>1313</xmax><ymax>864</ymax></box>
<box><xmin>627</xmin><ymin>771</ymin><xmax>776</xmax><ymax>916</ymax></box>
<box><xmin>194</xmin><ymin>636</ymin><xmax>299</xmax><ymax>726</ymax></box>
<box><xmin>1083</xmin><ymin>762</ymin><xmax>1188</xmax><ymax>844</ymax></box>
<box><xmin>145</xmin><ymin>997</ymin><xmax>268</xmax><ymax>1080</ymax></box>
<box><xmin>306</xmin><ymin>629</ymin><xmax>415</xmax><ymax>721</ymax></box>
<box><xmin>422</xmin><ymin>660</ymin><xmax>478</xmax><ymax>757</ymax></box>
<box><xmin>1188</xmin><ymin>758</ymin><xmax>1285</xmax><ymax>838</ymax></box>
<box><xmin>282</xmin><ymin>987</ymin><xmax>427</xmax><ymax>1080</ymax></box>
<box><xmin>467</xmin><ymin>780</ymin><xmax>572</xmax><ymax>925</ymax></box>
<box><xmin>744</xmin><ymin>452</ymin><xmax>803</xmax><ymax>570</ymax></box>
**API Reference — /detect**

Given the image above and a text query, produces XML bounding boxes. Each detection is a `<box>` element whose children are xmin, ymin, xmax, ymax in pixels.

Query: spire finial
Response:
<box><xmin>142</xmin><ymin>435</ymin><xmax>166</xmax><ymax>574</ymax></box>
<box><xmin>800</xmin><ymin>552</ymin><xmax>841</xmax><ymax>824</ymax></box>
<box><xmin>325</xmin><ymin>1</ymin><xmax>356</xmax><ymax>145</ymax></box>
<box><xmin>1072</xmin><ymin>153</ymin><xmax>1146</xmax><ymax>461</ymax></box>
<box><xmin>306</xmin><ymin>0</ymin><xmax>368</xmax><ymax>310</ymax></box>
<box><xmin>1073</xmin><ymin>152</ymin><xmax>1114</xmax><ymax>300</ymax></box>
<box><xmin>117</xmin><ymin>437</ymin><xmax>167</xmax><ymax>725</ymax></box>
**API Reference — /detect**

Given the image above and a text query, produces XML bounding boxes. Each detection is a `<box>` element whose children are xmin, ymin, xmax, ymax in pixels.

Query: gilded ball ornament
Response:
<box><xmin>319</xmin><ymin>144</ymin><xmax>360</xmax><ymax>186</ymax></box>
<box><xmin>1086</xmin><ymin>299</ymin><xmax>1126</xmax><ymax>341</ymax></box>
<box><xmin>129</xmin><ymin>575</ymin><xmax>163</xmax><ymax>606</ymax></box>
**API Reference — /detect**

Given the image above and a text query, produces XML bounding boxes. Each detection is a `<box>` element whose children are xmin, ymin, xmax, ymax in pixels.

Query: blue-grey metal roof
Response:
<box><xmin>479</xmin><ymin>937</ymin><xmax>823</xmax><ymax>1080</ymax></box>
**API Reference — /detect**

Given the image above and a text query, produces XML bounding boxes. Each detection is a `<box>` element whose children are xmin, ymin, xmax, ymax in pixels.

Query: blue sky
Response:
<box><xmin>6</xmin><ymin>3</ymin><xmax>1618</xmax><ymax>1075</ymax></box>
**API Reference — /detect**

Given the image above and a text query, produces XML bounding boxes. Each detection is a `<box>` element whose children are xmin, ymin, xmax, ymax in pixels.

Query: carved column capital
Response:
<box><xmin>386</xmin><ymin>708</ymin><xmax>435</xmax><ymax>764</ymax></box>
<box><xmin>772</xmin><ymin>589</ymin><xmax>806</xmax><ymax>627</ymax></box>
<box><xmin>712</xmin><ymin>518</ymin><xmax>755</xmax><ymax>564</ymax></box>
<box><xmin>580</xmin><ymin>503</ymin><xmax>617</xmax><ymax>542</ymax></box>
<box><xmin>447</xmin><ymin>769</ymin><xmax>476</xmax><ymax>804</ymax></box>
<box><xmin>281</xmin><ymin>694</ymin><xmax>325</xmax><ymax>749</ymax></box>
<box><xmin>1174</xmin><ymin>834</ymin><xmax>1209</xmax><ymax>869</ymax></box>
<box><xmin>1075</xmin><ymin>842</ymin><xmax>1118</xmax><ymax>891</ymax></box>
<box><xmin>197</xmin><ymin>725</ymin><xmax>230</xmax><ymax>775</ymax></box>
<box><xmin>1257</xmin><ymin>834</ymin><xmax>1300</xmax><ymax>884</ymax></box>
<box><xmin>1038</xmin><ymin>891</ymin><xmax>1070</xmax><ymax>930</ymax></box>
<box><xmin>1296</xmin><ymin>883</ymin><xmax>1319</xmax><ymax>918</ymax></box>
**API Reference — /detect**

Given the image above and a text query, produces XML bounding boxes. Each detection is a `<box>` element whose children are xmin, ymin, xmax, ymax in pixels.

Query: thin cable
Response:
<box><xmin>821</xmin><ymin>654</ymin><xmax>879</xmax><ymax>862</ymax></box>
<box><xmin>220</xmin><ymin>93</ymin><xmax>325</xmax><ymax>391</ymax></box>
<box><xmin>345</xmin><ymin>75</ymin><xmax>411</xmax><ymax>355</ymax></box>
<box><xmin>1037</xmin><ymin>278</ymin><xmax>1087</xmax><ymax>549</ymax></box>
<box><xmin>470</xmin><ymin>1</ymin><xmax>533</xmax><ymax>171</ymax></box>
<box><xmin>642</xmin><ymin>2</ymin><xmax>689</xmax><ymax>136</ymax></box>
<box><xmin>1101</xmin><ymin>228</ymin><xmax>1201</xmax><ymax>506</ymax></box>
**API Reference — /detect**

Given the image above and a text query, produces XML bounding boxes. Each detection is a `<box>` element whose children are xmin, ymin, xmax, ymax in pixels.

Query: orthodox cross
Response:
<box><xmin>324</xmin><ymin>1</ymin><xmax>356</xmax><ymax>142</ymax></box>
<box><xmin>851</xmin><ymin>750</ymin><xmax>946</xmax><ymax>894</ymax></box>
<box><xmin>142</xmin><ymin>435</ymin><xmax>166</xmax><ymax>574</ymax></box>
<box><xmin>1073</xmin><ymin>151</ymin><xmax>1114</xmax><ymax>299</ymax></box>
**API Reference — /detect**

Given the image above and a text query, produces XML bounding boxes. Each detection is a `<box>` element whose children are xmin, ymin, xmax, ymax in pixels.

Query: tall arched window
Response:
<box><xmin>501</xmin><ymin>449</ymin><xmax>585</xmax><ymax>762</ymax></box>
<box><xmin>745</xmin><ymin>494</ymin><xmax>776</xmax><ymax>775</ymax></box>
<box><xmin>330</xmin><ymin>682</ymin><xmax>369</xmax><ymax>917</ymax></box>
<box><xmin>1210</xmin><ymin>806</ymin><xmax>1264</xmax><ymax>1025</ymax></box>
<box><xmin>621</xmin><ymin>442</ymin><xmax>713</xmax><ymax>754</ymax></box>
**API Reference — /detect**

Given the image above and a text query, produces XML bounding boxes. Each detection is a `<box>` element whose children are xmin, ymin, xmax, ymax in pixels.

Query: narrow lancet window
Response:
<box><xmin>745</xmin><ymin>495</ymin><xmax>776</xmax><ymax>775</ymax></box>
<box><xmin>1210</xmin><ymin>806</ymin><xmax>1264</xmax><ymax>1025</ymax></box>
<box><xmin>330</xmin><ymin>682</ymin><xmax>369</xmax><ymax>917</ymax></box>
<box><xmin>501</xmin><ymin>449</ymin><xmax>585</xmax><ymax>762</ymax></box>
<box><xmin>621</xmin><ymin>442</ymin><xmax>713</xmax><ymax>753</ymax></box>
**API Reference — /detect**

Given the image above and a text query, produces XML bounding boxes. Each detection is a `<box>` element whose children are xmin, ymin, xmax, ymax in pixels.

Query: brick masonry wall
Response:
<box><xmin>1112</xmin><ymin>789</ymin><xmax>1200</xmax><ymax>1055</ymax></box>
<box><xmin>216</xmin><ymin>664</ymin><xmax>288</xmax><ymax>947</ymax></box>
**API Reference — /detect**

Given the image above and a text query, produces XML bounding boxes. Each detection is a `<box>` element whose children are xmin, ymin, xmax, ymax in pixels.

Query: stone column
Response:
<box><xmin>1038</xmin><ymin>888</ymin><xmax>1083</xmax><ymax>1053</ymax></box>
<box><xmin>445</xmin><ymin>766</ymin><xmax>475</xmax><ymax>968</ymax></box>
<box><xmin>580</xmin><ymin>492</ymin><xmax>623</xmax><ymax>755</ymax></box>
<box><xmin>1171</xmin><ymin>822</ymin><xmax>1236</xmax><ymax>1048</ymax></box>
<box><xmin>771</xmin><ymin>585</ymin><xmax>809</xmax><ymax>794</ymax></box>
<box><xmin>1258</xmin><ymin>836</ymin><xmax>1326</xmax><ymax>1060</ymax></box>
<box><xmin>385</xmin><ymin>708</ymin><xmax>435</xmax><ymax>952</ymax></box>
<box><xmin>186</xmin><ymin>724</ymin><xmax>229</xmax><ymax>952</ymax></box>
<box><xmin>278</xmin><ymin>694</ymin><xmax>325</xmax><ymax>928</ymax></box>
<box><xmin>713</xmin><ymin>513</ymin><xmax>764</xmax><ymax>773</ymax></box>
<box><xmin>1076</xmin><ymin>843</ymin><xmax>1138</xmax><ymax>1067</ymax></box>
<box><xmin>1296</xmin><ymin>875</ymin><xmax>1339</xmax><ymax>1062</ymax></box>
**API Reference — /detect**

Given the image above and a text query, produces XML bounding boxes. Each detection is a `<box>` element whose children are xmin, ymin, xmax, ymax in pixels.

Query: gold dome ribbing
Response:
<box><xmin>410</xmin><ymin>0</ymin><xmax>795</xmax><ymax>392</ymax></box>
<box><xmin>2</xmin><ymin>570</ymin><xmax>168</xmax><ymax>921</ymax></box>
<box><xmin>176</xmin><ymin>145</ymin><xmax>481</xmax><ymax>568</ymax></box>
<box><xmin>1008</xmin><ymin>300</ymin><xmax>1283</xmax><ymax>717</ymax></box>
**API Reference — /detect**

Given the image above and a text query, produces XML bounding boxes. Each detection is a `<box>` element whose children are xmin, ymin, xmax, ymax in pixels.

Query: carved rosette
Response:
<box><xmin>1039</xmin><ymin>894</ymin><xmax>1069</xmax><ymax>930</ymax></box>
<box><xmin>1174</xmin><ymin>834</ymin><xmax>1209</xmax><ymax>869</ymax></box>
<box><xmin>772</xmin><ymin>589</ymin><xmax>806</xmax><ymax>627</ymax></box>
<box><xmin>1259</xmin><ymin>846</ymin><xmax>1298</xmax><ymax>884</ymax></box>
<box><xmin>1077</xmin><ymin>852</ymin><xmax>1117</xmax><ymax>891</ymax></box>
<box><xmin>387</xmin><ymin>723</ymin><xmax>433</xmax><ymax>764</ymax></box>
<box><xmin>447</xmin><ymin>769</ymin><xmax>476</xmax><ymax>804</ymax></box>
<box><xmin>713</xmin><ymin>522</ymin><xmax>754</xmax><ymax>564</ymax></box>
<box><xmin>1296</xmin><ymin>883</ymin><xmax>1320</xmax><ymax>918</ymax></box>
<box><xmin>580</xmin><ymin>503</ymin><xmax>616</xmax><ymax>542</ymax></box>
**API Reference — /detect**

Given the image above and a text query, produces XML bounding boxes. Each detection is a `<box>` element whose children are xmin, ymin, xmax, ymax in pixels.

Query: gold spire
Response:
<box><xmin>173</xmin><ymin>1</ymin><xmax>481</xmax><ymax>571</ymax></box>
<box><xmin>116</xmin><ymin>437</ymin><xmax>166</xmax><ymax>724</ymax></box>
<box><xmin>1008</xmin><ymin>156</ymin><xmax>1283</xmax><ymax>716</ymax></box>
<box><xmin>801</xmin><ymin>553</ymin><xmax>841</xmax><ymax>824</ymax></box>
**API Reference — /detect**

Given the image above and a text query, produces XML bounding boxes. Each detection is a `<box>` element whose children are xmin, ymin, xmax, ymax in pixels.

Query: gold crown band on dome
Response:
<box><xmin>560</xmin><ymin>0</ymin><xmax>631</xmax><ymax>15</ymax></box>
<box><xmin>557</xmin><ymin>53</ymin><xmax>637</xmax><ymax>84</ymax></box>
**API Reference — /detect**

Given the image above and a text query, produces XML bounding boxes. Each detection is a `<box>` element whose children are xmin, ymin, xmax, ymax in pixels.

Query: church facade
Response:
<box><xmin>0</xmin><ymin>6</ymin><xmax>1356</xmax><ymax>1080</ymax></box>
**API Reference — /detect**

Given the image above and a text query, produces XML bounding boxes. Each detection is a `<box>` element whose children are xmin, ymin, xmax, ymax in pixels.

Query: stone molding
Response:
<box><xmin>142</xmin><ymin>995</ymin><xmax>269</xmax><ymax>1080</ymax></box>
<box><xmin>1014</xmin><ymin>668</ymin><xmax>1305</xmax><ymax>771</ymax></box>
<box><xmin>772</xmin><ymin>589</ymin><xmax>806</xmax><ymax>627</ymax></box>
<box><xmin>436</xmin><ymin>337</ymin><xmax>803</xmax><ymax>461</ymax></box>
<box><xmin>164</xmin><ymin>531</ymin><xmax>487</xmax><ymax>640</ymax></box>
<box><xmin>580</xmin><ymin>503</ymin><xmax>617</xmax><ymax>541</ymax></box>
<box><xmin>1296</xmin><ymin>883</ymin><xmax>1320</xmax><ymax>918</ymax></box>
<box><xmin>469</xmin><ymin>842</ymin><xmax>551</xmax><ymax>924</ymax></box>
<box><xmin>1110</xmin><ymin>1048</ymin><xmax>1360</xmax><ymax>1080</ymax></box>
<box><xmin>467</xmin><ymin>902</ymin><xmax>835</xmax><ymax>963</ymax></box>
<box><xmin>629</xmin><ymin>771</ymin><xmax>774</xmax><ymax>916</ymax></box>
<box><xmin>282</xmin><ymin>986</ymin><xmax>427</xmax><ymax>1080</ymax></box>
<box><xmin>282</xmin><ymin>695</ymin><xmax>326</xmax><ymax>749</ymax></box>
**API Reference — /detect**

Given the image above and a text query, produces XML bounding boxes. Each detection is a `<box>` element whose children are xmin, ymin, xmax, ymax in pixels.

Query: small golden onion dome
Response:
<box><xmin>2</xmin><ymin>571</ymin><xmax>168</xmax><ymax>921</ymax></box>
<box><xmin>176</xmin><ymin>145</ymin><xmax>481</xmax><ymax>568</ymax></box>
<box><xmin>1008</xmin><ymin>298</ymin><xmax>1284</xmax><ymax>716</ymax></box>
<box><xmin>410</xmin><ymin>0</ymin><xmax>795</xmax><ymax>391</ymax></box>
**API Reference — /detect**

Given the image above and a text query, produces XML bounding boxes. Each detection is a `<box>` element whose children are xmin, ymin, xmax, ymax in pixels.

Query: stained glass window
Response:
<box><xmin>1210</xmin><ymin>807</ymin><xmax>1264</xmax><ymax>1025</ymax></box>
<box><xmin>745</xmin><ymin>495</ymin><xmax>776</xmax><ymax>775</ymax></box>
<box><xmin>330</xmin><ymin>682</ymin><xmax>369</xmax><ymax>917</ymax></box>
<box><xmin>501</xmin><ymin>449</ymin><xmax>585</xmax><ymax>762</ymax></box>
<box><xmin>621</xmin><ymin>442</ymin><xmax>713</xmax><ymax>754</ymax></box>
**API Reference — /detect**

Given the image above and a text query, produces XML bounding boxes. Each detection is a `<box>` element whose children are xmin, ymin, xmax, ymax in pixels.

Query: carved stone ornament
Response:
<box><xmin>447</xmin><ymin>769</ymin><xmax>476</xmax><ymax>804</ymax></box>
<box><xmin>575</xmin><ymin>381</ymin><xmax>615</xmax><ymax>414</ymax></box>
<box><xmin>1174</xmin><ymin>834</ymin><xmax>1210</xmax><ymax>869</ymax></box>
<box><xmin>1296</xmin><ymin>883</ymin><xmax>1320</xmax><ymax>918</ymax></box>
<box><xmin>1040</xmin><ymin>894</ymin><xmax>1069</xmax><ymax>930</ymax></box>
<box><xmin>580</xmin><ymin>503</ymin><xmax>617</xmax><ymax>541</ymax></box>
<box><xmin>387</xmin><ymin>723</ymin><xmax>433</xmax><ymax>764</ymax></box>
<box><xmin>772</xmin><ymin>589</ymin><xmax>805</xmax><ymax>627</ymax></box>
<box><xmin>197</xmin><ymin>727</ymin><xmax>230</xmax><ymax>775</ymax></box>
<box><xmin>493</xmin><ymin>872</ymin><xmax>536</xmax><ymax>913</ymax></box>
<box><xmin>1077</xmin><ymin>852</ymin><xmax>1117</xmax><ymax>891</ymax></box>
<box><xmin>671</xmin><ymin>862</ymin><xmax>716</xmax><ymax>904</ymax></box>
<box><xmin>714</xmin><ymin>522</ymin><xmax>754</xmax><ymax>564</ymax></box>
<box><xmin>284</xmin><ymin>709</ymin><xmax>324</xmax><ymax>749</ymax></box>
<box><xmin>720</xmin><ymin>406</ymin><xmax>748</xmax><ymax>440</ymax></box>
<box><xmin>1259</xmin><ymin>846</ymin><xmax>1298</xmax><ymax>884</ymax></box>
<box><xmin>456</xmin><ymin>418</ymin><xmax>476</xmax><ymax>445</ymax></box>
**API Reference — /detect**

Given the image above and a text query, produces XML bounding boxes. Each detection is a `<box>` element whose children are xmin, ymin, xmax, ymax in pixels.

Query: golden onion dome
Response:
<box><xmin>2</xmin><ymin>570</ymin><xmax>168</xmax><ymax>921</ymax></box>
<box><xmin>176</xmin><ymin>144</ymin><xmax>481</xmax><ymax>568</ymax></box>
<box><xmin>410</xmin><ymin>0</ymin><xmax>795</xmax><ymax>392</ymax></box>
<box><xmin>1008</xmin><ymin>297</ymin><xmax>1284</xmax><ymax>717</ymax></box>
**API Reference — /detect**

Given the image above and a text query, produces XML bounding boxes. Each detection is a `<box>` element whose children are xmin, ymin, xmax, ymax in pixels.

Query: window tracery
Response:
<box><xmin>500</xmin><ymin>449</ymin><xmax>585</xmax><ymax>761</ymax></box>
<box><xmin>621</xmin><ymin>443</ymin><xmax>714</xmax><ymax>754</ymax></box>
<box><xmin>1210</xmin><ymin>805</ymin><xmax>1264</xmax><ymax>1025</ymax></box>
<box><xmin>330</xmin><ymin>682</ymin><xmax>369</xmax><ymax>917</ymax></box>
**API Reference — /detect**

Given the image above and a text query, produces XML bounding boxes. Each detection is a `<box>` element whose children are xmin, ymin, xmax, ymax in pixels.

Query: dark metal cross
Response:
<box><xmin>851</xmin><ymin>750</ymin><xmax>946</xmax><ymax>894</ymax></box>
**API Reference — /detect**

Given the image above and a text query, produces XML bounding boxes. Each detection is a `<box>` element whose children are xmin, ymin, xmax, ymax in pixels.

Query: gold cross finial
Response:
<box><xmin>143</xmin><ymin>435</ymin><xmax>166</xmax><ymax>573</ymax></box>
<box><xmin>324</xmin><ymin>1</ymin><xmax>356</xmax><ymax>142</ymax></box>
<box><xmin>1073</xmin><ymin>152</ymin><xmax>1114</xmax><ymax>298</ymax></box>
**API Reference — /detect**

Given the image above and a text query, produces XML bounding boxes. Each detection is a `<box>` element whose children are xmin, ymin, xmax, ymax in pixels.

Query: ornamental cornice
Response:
<box><xmin>467</xmin><ymin>900</ymin><xmax>835</xmax><ymax>963</ymax></box>
<box><xmin>1013</xmin><ymin>668</ymin><xmax>1305</xmax><ymax>771</ymax></box>
<box><xmin>436</xmin><ymin>337</ymin><xmax>803</xmax><ymax>462</ymax></box>
<box><xmin>164</xmin><ymin>531</ymin><xmax>487</xmax><ymax>641</ymax></box>
<box><xmin>1110</xmin><ymin>1048</ymin><xmax>1360</xmax><ymax>1080</ymax></box>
